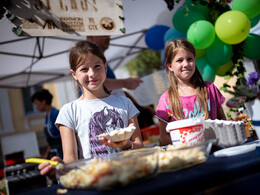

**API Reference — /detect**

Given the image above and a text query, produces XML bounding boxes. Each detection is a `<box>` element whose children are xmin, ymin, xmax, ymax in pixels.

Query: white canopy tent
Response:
<box><xmin>0</xmin><ymin>0</ymin><xmax>259</xmax><ymax>89</ymax></box>
<box><xmin>0</xmin><ymin>0</ymin><xmax>177</xmax><ymax>88</ymax></box>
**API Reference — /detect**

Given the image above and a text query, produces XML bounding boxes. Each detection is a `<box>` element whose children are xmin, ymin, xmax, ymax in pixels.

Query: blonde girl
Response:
<box><xmin>156</xmin><ymin>39</ymin><xmax>226</xmax><ymax>146</ymax></box>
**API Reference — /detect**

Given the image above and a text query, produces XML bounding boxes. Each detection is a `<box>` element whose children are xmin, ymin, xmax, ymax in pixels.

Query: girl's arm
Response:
<box><xmin>217</xmin><ymin>106</ymin><xmax>227</xmax><ymax>120</ymax></box>
<box><xmin>59</xmin><ymin>125</ymin><xmax>78</xmax><ymax>163</ymax></box>
<box><xmin>159</xmin><ymin>121</ymin><xmax>172</xmax><ymax>146</ymax></box>
<box><xmin>127</xmin><ymin>115</ymin><xmax>144</xmax><ymax>149</ymax></box>
<box><xmin>38</xmin><ymin>125</ymin><xmax>78</xmax><ymax>180</ymax></box>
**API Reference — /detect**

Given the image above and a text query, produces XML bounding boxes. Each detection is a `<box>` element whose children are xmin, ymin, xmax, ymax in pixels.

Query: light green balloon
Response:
<box><xmin>215</xmin><ymin>11</ymin><xmax>250</xmax><ymax>44</ymax></box>
<box><xmin>232</xmin><ymin>0</ymin><xmax>260</xmax><ymax>19</ymax></box>
<box><xmin>172</xmin><ymin>7</ymin><xmax>206</xmax><ymax>33</ymax></box>
<box><xmin>187</xmin><ymin>20</ymin><xmax>215</xmax><ymax>49</ymax></box>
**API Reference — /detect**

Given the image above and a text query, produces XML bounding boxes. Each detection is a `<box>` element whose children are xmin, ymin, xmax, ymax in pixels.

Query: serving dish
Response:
<box><xmin>158</xmin><ymin>139</ymin><xmax>215</xmax><ymax>172</ymax></box>
<box><xmin>204</xmin><ymin>119</ymin><xmax>247</xmax><ymax>148</ymax></box>
<box><xmin>56</xmin><ymin>147</ymin><xmax>159</xmax><ymax>190</ymax></box>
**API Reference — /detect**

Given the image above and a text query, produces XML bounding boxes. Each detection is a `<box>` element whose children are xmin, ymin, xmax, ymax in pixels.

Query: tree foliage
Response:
<box><xmin>126</xmin><ymin>49</ymin><xmax>163</xmax><ymax>77</ymax></box>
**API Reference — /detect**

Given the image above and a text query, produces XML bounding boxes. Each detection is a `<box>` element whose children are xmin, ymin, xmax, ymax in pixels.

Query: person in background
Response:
<box><xmin>87</xmin><ymin>36</ymin><xmax>143</xmax><ymax>96</ymax></box>
<box><xmin>31</xmin><ymin>89</ymin><xmax>63</xmax><ymax>159</ymax></box>
<box><xmin>38</xmin><ymin>40</ymin><xmax>143</xmax><ymax>179</ymax></box>
<box><xmin>156</xmin><ymin>39</ymin><xmax>226</xmax><ymax>146</ymax></box>
<box><xmin>124</xmin><ymin>91</ymin><xmax>155</xmax><ymax>129</ymax></box>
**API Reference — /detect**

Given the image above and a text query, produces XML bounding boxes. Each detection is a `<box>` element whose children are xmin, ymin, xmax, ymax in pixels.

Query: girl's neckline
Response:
<box><xmin>179</xmin><ymin>94</ymin><xmax>197</xmax><ymax>98</ymax></box>
<box><xmin>77</xmin><ymin>95</ymin><xmax>111</xmax><ymax>101</ymax></box>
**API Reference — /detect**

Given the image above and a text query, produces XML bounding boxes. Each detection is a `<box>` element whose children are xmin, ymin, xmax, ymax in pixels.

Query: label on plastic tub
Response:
<box><xmin>167</xmin><ymin>118</ymin><xmax>205</xmax><ymax>146</ymax></box>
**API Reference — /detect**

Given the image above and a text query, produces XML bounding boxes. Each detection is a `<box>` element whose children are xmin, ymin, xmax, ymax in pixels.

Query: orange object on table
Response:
<box><xmin>141</xmin><ymin>125</ymin><xmax>160</xmax><ymax>141</ymax></box>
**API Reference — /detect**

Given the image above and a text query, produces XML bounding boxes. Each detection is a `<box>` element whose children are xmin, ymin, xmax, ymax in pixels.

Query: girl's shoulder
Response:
<box><xmin>204</xmin><ymin>81</ymin><xmax>213</xmax><ymax>87</ymax></box>
<box><xmin>60</xmin><ymin>99</ymin><xmax>79</xmax><ymax>110</ymax></box>
<box><xmin>160</xmin><ymin>90</ymin><xmax>169</xmax><ymax>99</ymax></box>
<box><xmin>109</xmin><ymin>94</ymin><xmax>132</xmax><ymax>103</ymax></box>
<box><xmin>204</xmin><ymin>81</ymin><xmax>219</xmax><ymax>90</ymax></box>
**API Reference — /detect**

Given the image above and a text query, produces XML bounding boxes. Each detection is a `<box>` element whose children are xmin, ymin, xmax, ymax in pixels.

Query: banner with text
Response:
<box><xmin>5</xmin><ymin>0</ymin><xmax>125</xmax><ymax>36</ymax></box>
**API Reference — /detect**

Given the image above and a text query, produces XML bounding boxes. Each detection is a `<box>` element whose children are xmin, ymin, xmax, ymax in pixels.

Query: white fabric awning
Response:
<box><xmin>0</xmin><ymin>0</ymin><xmax>259</xmax><ymax>88</ymax></box>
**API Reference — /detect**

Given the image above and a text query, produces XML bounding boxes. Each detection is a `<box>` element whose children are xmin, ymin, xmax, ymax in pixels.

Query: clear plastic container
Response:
<box><xmin>56</xmin><ymin>147</ymin><xmax>159</xmax><ymax>190</ymax></box>
<box><xmin>158</xmin><ymin>139</ymin><xmax>215</xmax><ymax>172</ymax></box>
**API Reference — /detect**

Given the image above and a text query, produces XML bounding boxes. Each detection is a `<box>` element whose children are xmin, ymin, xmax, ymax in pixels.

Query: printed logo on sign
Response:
<box><xmin>100</xmin><ymin>17</ymin><xmax>115</xmax><ymax>31</ymax></box>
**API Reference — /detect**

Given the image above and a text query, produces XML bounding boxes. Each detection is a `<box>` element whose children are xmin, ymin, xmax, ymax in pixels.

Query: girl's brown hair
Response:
<box><xmin>69</xmin><ymin>40</ymin><xmax>109</xmax><ymax>94</ymax></box>
<box><xmin>69</xmin><ymin>40</ymin><xmax>106</xmax><ymax>71</ymax></box>
<box><xmin>164</xmin><ymin>39</ymin><xmax>209</xmax><ymax>120</ymax></box>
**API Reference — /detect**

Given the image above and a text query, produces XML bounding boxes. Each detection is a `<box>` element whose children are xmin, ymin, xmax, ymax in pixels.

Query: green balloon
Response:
<box><xmin>215</xmin><ymin>11</ymin><xmax>250</xmax><ymax>44</ymax></box>
<box><xmin>196</xmin><ymin>57</ymin><xmax>216</xmax><ymax>82</ymax></box>
<box><xmin>187</xmin><ymin>20</ymin><xmax>215</xmax><ymax>49</ymax></box>
<box><xmin>185</xmin><ymin>0</ymin><xmax>209</xmax><ymax>18</ymax></box>
<box><xmin>243</xmin><ymin>33</ymin><xmax>260</xmax><ymax>60</ymax></box>
<box><xmin>216</xmin><ymin>60</ymin><xmax>234</xmax><ymax>76</ymax></box>
<box><xmin>196</xmin><ymin>57</ymin><xmax>207</xmax><ymax>75</ymax></box>
<box><xmin>172</xmin><ymin>7</ymin><xmax>206</xmax><ymax>33</ymax></box>
<box><xmin>250</xmin><ymin>14</ymin><xmax>260</xmax><ymax>28</ymax></box>
<box><xmin>206</xmin><ymin>36</ymin><xmax>233</xmax><ymax>67</ymax></box>
<box><xmin>203</xmin><ymin>64</ymin><xmax>216</xmax><ymax>83</ymax></box>
<box><xmin>232</xmin><ymin>0</ymin><xmax>260</xmax><ymax>19</ymax></box>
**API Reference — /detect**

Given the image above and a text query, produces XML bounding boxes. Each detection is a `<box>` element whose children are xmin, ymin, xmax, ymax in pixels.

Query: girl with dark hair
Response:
<box><xmin>38</xmin><ymin>40</ymin><xmax>143</xmax><ymax>179</ymax></box>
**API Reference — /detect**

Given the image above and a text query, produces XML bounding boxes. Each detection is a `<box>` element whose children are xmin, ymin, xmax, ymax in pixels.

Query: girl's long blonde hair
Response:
<box><xmin>164</xmin><ymin>39</ymin><xmax>209</xmax><ymax>120</ymax></box>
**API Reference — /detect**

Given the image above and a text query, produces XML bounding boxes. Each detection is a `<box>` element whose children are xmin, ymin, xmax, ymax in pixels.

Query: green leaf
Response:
<box><xmin>118</xmin><ymin>16</ymin><xmax>125</xmax><ymax>21</ymax></box>
<box><xmin>223</xmin><ymin>83</ymin><xmax>231</xmax><ymax>88</ymax></box>
<box><xmin>226</xmin><ymin>96</ymin><xmax>246</xmax><ymax>108</ymax></box>
<box><xmin>12</xmin><ymin>26</ymin><xmax>22</xmax><ymax>36</ymax></box>
<box><xmin>117</xmin><ymin>3</ymin><xmax>123</xmax><ymax>10</ymax></box>
<box><xmin>120</xmin><ymin>28</ymin><xmax>125</xmax><ymax>34</ymax></box>
<box><xmin>6</xmin><ymin>12</ymin><xmax>15</xmax><ymax>21</ymax></box>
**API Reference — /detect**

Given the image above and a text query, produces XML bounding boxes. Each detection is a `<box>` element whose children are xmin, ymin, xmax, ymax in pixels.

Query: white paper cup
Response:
<box><xmin>166</xmin><ymin>118</ymin><xmax>205</xmax><ymax>146</ymax></box>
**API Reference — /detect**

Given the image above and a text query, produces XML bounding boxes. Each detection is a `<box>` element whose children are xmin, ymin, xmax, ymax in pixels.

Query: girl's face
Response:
<box><xmin>71</xmin><ymin>53</ymin><xmax>107</xmax><ymax>95</ymax></box>
<box><xmin>167</xmin><ymin>48</ymin><xmax>195</xmax><ymax>83</ymax></box>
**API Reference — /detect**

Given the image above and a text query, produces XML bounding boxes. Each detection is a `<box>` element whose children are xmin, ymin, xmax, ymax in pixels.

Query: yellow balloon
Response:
<box><xmin>215</xmin><ymin>11</ymin><xmax>250</xmax><ymax>44</ymax></box>
<box><xmin>195</xmin><ymin>48</ymin><xmax>206</xmax><ymax>59</ymax></box>
<box><xmin>216</xmin><ymin>60</ymin><xmax>234</xmax><ymax>76</ymax></box>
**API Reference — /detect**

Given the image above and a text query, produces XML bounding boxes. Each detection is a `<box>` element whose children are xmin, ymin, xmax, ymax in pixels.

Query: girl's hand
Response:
<box><xmin>98</xmin><ymin>137</ymin><xmax>131</xmax><ymax>149</ymax></box>
<box><xmin>38</xmin><ymin>156</ymin><xmax>63</xmax><ymax>181</ymax></box>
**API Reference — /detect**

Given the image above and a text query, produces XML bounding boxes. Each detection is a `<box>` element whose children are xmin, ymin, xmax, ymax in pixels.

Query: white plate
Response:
<box><xmin>213</xmin><ymin>144</ymin><xmax>256</xmax><ymax>157</ymax></box>
<box><xmin>97</xmin><ymin>126</ymin><xmax>136</xmax><ymax>142</ymax></box>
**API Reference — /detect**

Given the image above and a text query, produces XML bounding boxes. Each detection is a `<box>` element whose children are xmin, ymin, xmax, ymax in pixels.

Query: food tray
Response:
<box><xmin>204</xmin><ymin>119</ymin><xmax>247</xmax><ymax>148</ymax></box>
<box><xmin>97</xmin><ymin>126</ymin><xmax>136</xmax><ymax>142</ymax></box>
<box><xmin>56</xmin><ymin>147</ymin><xmax>159</xmax><ymax>190</ymax></box>
<box><xmin>158</xmin><ymin>139</ymin><xmax>215</xmax><ymax>172</ymax></box>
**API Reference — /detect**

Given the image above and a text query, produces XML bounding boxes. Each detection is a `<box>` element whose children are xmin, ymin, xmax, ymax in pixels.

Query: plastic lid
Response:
<box><xmin>166</xmin><ymin>117</ymin><xmax>204</xmax><ymax>132</ymax></box>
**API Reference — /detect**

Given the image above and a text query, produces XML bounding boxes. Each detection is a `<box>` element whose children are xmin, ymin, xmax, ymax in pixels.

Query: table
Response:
<box><xmin>19</xmin><ymin>144</ymin><xmax>260</xmax><ymax>195</ymax></box>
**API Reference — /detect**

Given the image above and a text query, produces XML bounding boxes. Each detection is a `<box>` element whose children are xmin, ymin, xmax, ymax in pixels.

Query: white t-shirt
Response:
<box><xmin>55</xmin><ymin>95</ymin><xmax>139</xmax><ymax>159</ymax></box>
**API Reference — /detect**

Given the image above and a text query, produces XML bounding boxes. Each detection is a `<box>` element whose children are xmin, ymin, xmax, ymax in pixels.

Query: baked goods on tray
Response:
<box><xmin>97</xmin><ymin>126</ymin><xmax>136</xmax><ymax>142</ymax></box>
<box><xmin>56</xmin><ymin>147</ymin><xmax>159</xmax><ymax>190</ymax></box>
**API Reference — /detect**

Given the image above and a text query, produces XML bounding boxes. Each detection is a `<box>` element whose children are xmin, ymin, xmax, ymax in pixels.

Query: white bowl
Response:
<box><xmin>98</xmin><ymin>126</ymin><xmax>136</xmax><ymax>142</ymax></box>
